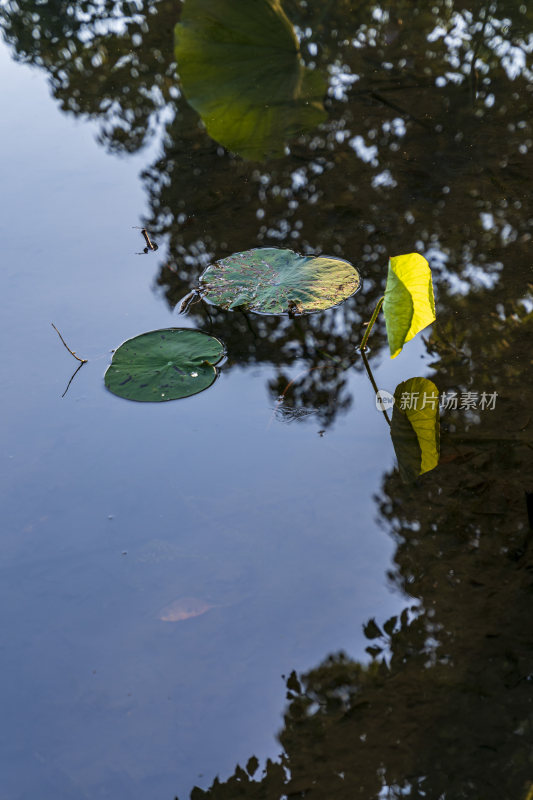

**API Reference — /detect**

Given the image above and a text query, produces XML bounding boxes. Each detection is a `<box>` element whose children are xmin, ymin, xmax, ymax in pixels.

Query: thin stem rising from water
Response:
<box><xmin>360</xmin><ymin>296</ymin><xmax>384</xmax><ymax>352</ymax></box>
<box><xmin>361</xmin><ymin>349</ymin><xmax>391</xmax><ymax>427</ymax></box>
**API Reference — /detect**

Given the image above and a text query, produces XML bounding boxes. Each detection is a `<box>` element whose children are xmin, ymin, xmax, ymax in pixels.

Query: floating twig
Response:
<box><xmin>51</xmin><ymin>323</ymin><xmax>88</xmax><ymax>364</ymax></box>
<box><xmin>133</xmin><ymin>226</ymin><xmax>158</xmax><ymax>253</ymax></box>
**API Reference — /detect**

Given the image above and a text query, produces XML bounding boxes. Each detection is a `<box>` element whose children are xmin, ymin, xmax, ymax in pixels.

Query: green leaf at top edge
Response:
<box><xmin>383</xmin><ymin>253</ymin><xmax>436</xmax><ymax>358</ymax></box>
<box><xmin>391</xmin><ymin>376</ymin><xmax>440</xmax><ymax>482</ymax></box>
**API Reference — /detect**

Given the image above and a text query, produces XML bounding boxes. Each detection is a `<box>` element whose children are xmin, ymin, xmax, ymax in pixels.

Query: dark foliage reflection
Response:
<box><xmin>1</xmin><ymin>0</ymin><xmax>531</xmax><ymax>424</ymax></box>
<box><xmin>182</xmin><ymin>289</ymin><xmax>533</xmax><ymax>800</ymax></box>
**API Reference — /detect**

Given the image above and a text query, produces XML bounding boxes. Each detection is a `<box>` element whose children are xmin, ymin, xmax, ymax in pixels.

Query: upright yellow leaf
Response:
<box><xmin>383</xmin><ymin>253</ymin><xmax>436</xmax><ymax>358</ymax></box>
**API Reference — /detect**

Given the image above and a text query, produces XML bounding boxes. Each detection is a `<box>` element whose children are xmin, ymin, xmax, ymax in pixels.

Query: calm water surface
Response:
<box><xmin>1</xmin><ymin>2</ymin><xmax>532</xmax><ymax>799</ymax></box>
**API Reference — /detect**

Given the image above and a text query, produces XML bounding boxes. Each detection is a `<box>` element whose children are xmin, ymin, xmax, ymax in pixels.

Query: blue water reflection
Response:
<box><xmin>0</xmin><ymin>43</ymin><xmax>418</xmax><ymax>799</ymax></box>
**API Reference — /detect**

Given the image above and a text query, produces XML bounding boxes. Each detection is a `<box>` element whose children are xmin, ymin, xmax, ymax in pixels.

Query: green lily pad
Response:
<box><xmin>199</xmin><ymin>247</ymin><xmax>361</xmax><ymax>315</ymax></box>
<box><xmin>174</xmin><ymin>0</ymin><xmax>327</xmax><ymax>160</ymax></box>
<box><xmin>391</xmin><ymin>377</ymin><xmax>440</xmax><ymax>482</ymax></box>
<box><xmin>104</xmin><ymin>328</ymin><xmax>224</xmax><ymax>402</ymax></box>
<box><xmin>383</xmin><ymin>253</ymin><xmax>436</xmax><ymax>358</ymax></box>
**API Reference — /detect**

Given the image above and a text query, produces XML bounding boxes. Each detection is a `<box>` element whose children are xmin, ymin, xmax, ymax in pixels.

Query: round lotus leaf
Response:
<box><xmin>104</xmin><ymin>328</ymin><xmax>225</xmax><ymax>402</ymax></box>
<box><xmin>199</xmin><ymin>248</ymin><xmax>361</xmax><ymax>315</ymax></box>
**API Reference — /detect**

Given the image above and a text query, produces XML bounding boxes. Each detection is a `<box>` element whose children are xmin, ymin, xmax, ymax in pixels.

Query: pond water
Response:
<box><xmin>1</xmin><ymin>2</ymin><xmax>532</xmax><ymax>799</ymax></box>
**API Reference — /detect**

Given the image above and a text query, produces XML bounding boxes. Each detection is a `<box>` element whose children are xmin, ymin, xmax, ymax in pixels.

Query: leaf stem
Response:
<box><xmin>361</xmin><ymin>350</ymin><xmax>391</xmax><ymax>427</ymax></box>
<box><xmin>359</xmin><ymin>296</ymin><xmax>384</xmax><ymax>352</ymax></box>
<box><xmin>51</xmin><ymin>323</ymin><xmax>88</xmax><ymax>363</ymax></box>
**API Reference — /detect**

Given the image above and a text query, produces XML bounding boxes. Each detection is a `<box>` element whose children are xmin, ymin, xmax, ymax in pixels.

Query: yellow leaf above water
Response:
<box><xmin>383</xmin><ymin>253</ymin><xmax>436</xmax><ymax>358</ymax></box>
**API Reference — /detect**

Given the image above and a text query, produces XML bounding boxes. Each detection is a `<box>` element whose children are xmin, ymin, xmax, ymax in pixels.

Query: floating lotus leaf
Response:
<box><xmin>383</xmin><ymin>253</ymin><xmax>436</xmax><ymax>358</ymax></box>
<box><xmin>174</xmin><ymin>0</ymin><xmax>327</xmax><ymax>160</ymax></box>
<box><xmin>199</xmin><ymin>247</ymin><xmax>361</xmax><ymax>315</ymax></box>
<box><xmin>390</xmin><ymin>377</ymin><xmax>440</xmax><ymax>482</ymax></box>
<box><xmin>104</xmin><ymin>328</ymin><xmax>224</xmax><ymax>402</ymax></box>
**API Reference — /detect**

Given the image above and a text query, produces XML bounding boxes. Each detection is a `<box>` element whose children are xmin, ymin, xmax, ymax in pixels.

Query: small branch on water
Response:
<box><xmin>51</xmin><ymin>323</ymin><xmax>88</xmax><ymax>364</ymax></box>
<box><xmin>141</xmin><ymin>228</ymin><xmax>158</xmax><ymax>251</ymax></box>
<box><xmin>133</xmin><ymin>226</ymin><xmax>158</xmax><ymax>253</ymax></box>
<box><xmin>359</xmin><ymin>296</ymin><xmax>384</xmax><ymax>352</ymax></box>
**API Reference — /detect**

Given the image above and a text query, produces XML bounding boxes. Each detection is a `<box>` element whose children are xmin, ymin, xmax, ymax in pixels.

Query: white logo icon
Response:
<box><xmin>375</xmin><ymin>390</ymin><xmax>395</xmax><ymax>411</ymax></box>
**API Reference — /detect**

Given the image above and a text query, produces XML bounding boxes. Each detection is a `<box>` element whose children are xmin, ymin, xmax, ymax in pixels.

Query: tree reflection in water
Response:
<box><xmin>187</xmin><ymin>309</ymin><xmax>533</xmax><ymax>800</ymax></box>
<box><xmin>2</xmin><ymin>0</ymin><xmax>532</xmax><ymax>795</ymax></box>
<box><xmin>2</xmin><ymin>0</ymin><xmax>531</xmax><ymax>423</ymax></box>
